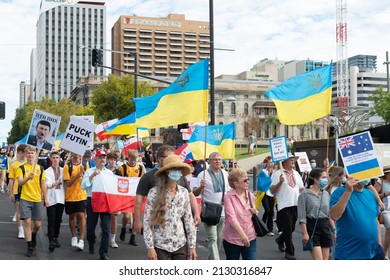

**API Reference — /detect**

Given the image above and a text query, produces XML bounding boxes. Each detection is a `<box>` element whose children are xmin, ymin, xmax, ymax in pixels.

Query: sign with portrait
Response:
<box><xmin>26</xmin><ymin>109</ymin><xmax>61</xmax><ymax>151</ymax></box>
<box><xmin>294</xmin><ymin>151</ymin><xmax>311</xmax><ymax>172</ymax></box>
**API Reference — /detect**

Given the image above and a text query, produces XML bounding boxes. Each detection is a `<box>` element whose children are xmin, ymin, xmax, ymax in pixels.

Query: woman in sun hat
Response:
<box><xmin>143</xmin><ymin>155</ymin><xmax>197</xmax><ymax>260</ymax></box>
<box><xmin>374</xmin><ymin>165</ymin><xmax>390</xmax><ymax>259</ymax></box>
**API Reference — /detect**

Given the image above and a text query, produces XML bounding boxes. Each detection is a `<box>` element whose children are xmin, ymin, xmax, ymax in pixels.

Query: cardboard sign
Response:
<box><xmin>269</xmin><ymin>136</ymin><xmax>288</xmax><ymax>163</ymax></box>
<box><xmin>26</xmin><ymin>109</ymin><xmax>61</xmax><ymax>151</ymax></box>
<box><xmin>60</xmin><ymin>116</ymin><xmax>97</xmax><ymax>156</ymax></box>
<box><xmin>73</xmin><ymin>115</ymin><xmax>95</xmax><ymax>149</ymax></box>
<box><xmin>294</xmin><ymin>151</ymin><xmax>311</xmax><ymax>172</ymax></box>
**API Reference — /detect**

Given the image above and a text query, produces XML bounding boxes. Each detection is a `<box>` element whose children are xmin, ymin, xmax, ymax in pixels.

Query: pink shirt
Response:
<box><xmin>223</xmin><ymin>189</ymin><xmax>256</xmax><ymax>246</ymax></box>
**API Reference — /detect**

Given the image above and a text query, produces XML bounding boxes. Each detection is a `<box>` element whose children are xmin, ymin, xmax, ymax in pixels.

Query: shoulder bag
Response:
<box><xmin>303</xmin><ymin>191</ymin><xmax>323</xmax><ymax>251</ymax></box>
<box><xmin>248</xmin><ymin>191</ymin><xmax>268</xmax><ymax>237</ymax></box>
<box><xmin>200</xmin><ymin>169</ymin><xmax>225</xmax><ymax>226</ymax></box>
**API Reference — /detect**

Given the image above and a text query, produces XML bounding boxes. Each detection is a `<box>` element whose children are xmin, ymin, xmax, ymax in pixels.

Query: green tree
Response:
<box><xmin>368</xmin><ymin>87</ymin><xmax>390</xmax><ymax>124</ymax></box>
<box><xmin>7</xmin><ymin>98</ymin><xmax>82</xmax><ymax>144</ymax></box>
<box><xmin>91</xmin><ymin>74</ymin><xmax>156</xmax><ymax>123</ymax></box>
<box><xmin>264</xmin><ymin>115</ymin><xmax>278</xmax><ymax>138</ymax></box>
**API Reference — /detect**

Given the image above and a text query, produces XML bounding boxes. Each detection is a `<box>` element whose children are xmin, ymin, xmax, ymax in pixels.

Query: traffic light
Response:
<box><xmin>329</xmin><ymin>126</ymin><xmax>335</xmax><ymax>137</ymax></box>
<box><xmin>0</xmin><ymin>102</ymin><xmax>5</xmax><ymax>120</ymax></box>
<box><xmin>92</xmin><ymin>49</ymin><xmax>98</xmax><ymax>67</ymax></box>
<box><xmin>92</xmin><ymin>49</ymin><xmax>103</xmax><ymax>67</ymax></box>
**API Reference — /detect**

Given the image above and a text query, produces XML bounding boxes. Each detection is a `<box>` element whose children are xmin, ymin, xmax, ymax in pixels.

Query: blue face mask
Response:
<box><xmin>340</xmin><ymin>177</ymin><xmax>347</xmax><ymax>184</ymax></box>
<box><xmin>168</xmin><ymin>170</ymin><xmax>182</xmax><ymax>182</ymax></box>
<box><xmin>358</xmin><ymin>179</ymin><xmax>370</xmax><ymax>188</ymax></box>
<box><xmin>310</xmin><ymin>162</ymin><xmax>316</xmax><ymax>168</ymax></box>
<box><xmin>319</xmin><ymin>178</ymin><xmax>328</xmax><ymax>188</ymax></box>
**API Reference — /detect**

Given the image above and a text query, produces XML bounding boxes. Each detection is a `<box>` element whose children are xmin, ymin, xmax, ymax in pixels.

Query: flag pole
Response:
<box><xmin>326</xmin><ymin>115</ymin><xmax>330</xmax><ymax>160</ymax></box>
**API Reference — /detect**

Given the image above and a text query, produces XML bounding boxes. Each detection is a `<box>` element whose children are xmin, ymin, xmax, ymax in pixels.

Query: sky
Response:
<box><xmin>0</xmin><ymin>0</ymin><xmax>389</xmax><ymax>145</ymax></box>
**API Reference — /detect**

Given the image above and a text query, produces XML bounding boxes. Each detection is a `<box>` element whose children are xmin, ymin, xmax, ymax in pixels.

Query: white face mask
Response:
<box><xmin>168</xmin><ymin>170</ymin><xmax>182</xmax><ymax>182</ymax></box>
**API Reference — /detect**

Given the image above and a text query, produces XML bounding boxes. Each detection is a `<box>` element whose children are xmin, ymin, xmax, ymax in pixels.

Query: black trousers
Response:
<box><xmin>86</xmin><ymin>198</ymin><xmax>111</xmax><ymax>257</ymax></box>
<box><xmin>261</xmin><ymin>195</ymin><xmax>275</xmax><ymax>232</ymax></box>
<box><xmin>277</xmin><ymin>206</ymin><xmax>297</xmax><ymax>255</ymax></box>
<box><xmin>46</xmin><ymin>203</ymin><xmax>64</xmax><ymax>241</ymax></box>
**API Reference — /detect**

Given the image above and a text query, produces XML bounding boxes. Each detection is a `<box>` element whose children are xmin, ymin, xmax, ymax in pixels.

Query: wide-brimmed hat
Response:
<box><xmin>383</xmin><ymin>165</ymin><xmax>390</xmax><ymax>174</ymax></box>
<box><xmin>283</xmin><ymin>152</ymin><xmax>299</xmax><ymax>161</ymax></box>
<box><xmin>155</xmin><ymin>155</ymin><xmax>191</xmax><ymax>177</ymax></box>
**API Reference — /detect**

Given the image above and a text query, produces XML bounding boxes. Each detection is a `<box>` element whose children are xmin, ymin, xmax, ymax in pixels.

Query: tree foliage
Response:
<box><xmin>7</xmin><ymin>98</ymin><xmax>82</xmax><ymax>144</ymax></box>
<box><xmin>368</xmin><ymin>87</ymin><xmax>390</xmax><ymax>124</ymax></box>
<box><xmin>91</xmin><ymin>74</ymin><xmax>156</xmax><ymax>123</ymax></box>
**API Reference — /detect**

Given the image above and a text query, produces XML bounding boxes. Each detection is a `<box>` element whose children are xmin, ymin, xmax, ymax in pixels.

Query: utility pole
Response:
<box><xmin>384</xmin><ymin>51</ymin><xmax>390</xmax><ymax>93</ymax></box>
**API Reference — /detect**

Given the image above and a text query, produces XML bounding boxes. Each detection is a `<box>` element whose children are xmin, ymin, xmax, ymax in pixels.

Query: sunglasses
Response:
<box><xmin>242</xmin><ymin>178</ymin><xmax>249</xmax><ymax>183</ymax></box>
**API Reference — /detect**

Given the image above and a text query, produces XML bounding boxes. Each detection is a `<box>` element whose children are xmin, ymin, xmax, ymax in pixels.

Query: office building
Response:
<box><xmin>111</xmin><ymin>13</ymin><xmax>210</xmax><ymax>77</ymax></box>
<box><xmin>35</xmin><ymin>0</ymin><xmax>106</xmax><ymax>102</ymax></box>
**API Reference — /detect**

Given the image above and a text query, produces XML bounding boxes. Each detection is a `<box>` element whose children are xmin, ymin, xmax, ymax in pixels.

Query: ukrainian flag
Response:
<box><xmin>133</xmin><ymin>59</ymin><xmax>209</xmax><ymax>129</ymax></box>
<box><xmin>102</xmin><ymin>113</ymin><xmax>149</xmax><ymax>138</ymax></box>
<box><xmin>265</xmin><ymin>64</ymin><xmax>332</xmax><ymax>125</ymax></box>
<box><xmin>188</xmin><ymin>123</ymin><xmax>235</xmax><ymax>160</ymax></box>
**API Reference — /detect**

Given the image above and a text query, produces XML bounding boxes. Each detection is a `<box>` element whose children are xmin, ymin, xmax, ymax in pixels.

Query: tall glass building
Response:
<box><xmin>35</xmin><ymin>0</ymin><xmax>106</xmax><ymax>101</ymax></box>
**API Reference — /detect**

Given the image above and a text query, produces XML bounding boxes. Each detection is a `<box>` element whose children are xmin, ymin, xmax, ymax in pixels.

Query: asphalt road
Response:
<box><xmin>0</xmin><ymin>189</ymin><xmax>314</xmax><ymax>261</ymax></box>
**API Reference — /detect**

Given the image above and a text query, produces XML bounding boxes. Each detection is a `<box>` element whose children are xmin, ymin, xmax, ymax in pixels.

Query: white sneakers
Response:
<box><xmin>76</xmin><ymin>240</ymin><xmax>84</xmax><ymax>251</ymax></box>
<box><xmin>71</xmin><ymin>236</ymin><xmax>78</xmax><ymax>247</ymax></box>
<box><xmin>12</xmin><ymin>213</ymin><xmax>17</xmax><ymax>222</ymax></box>
<box><xmin>18</xmin><ymin>227</ymin><xmax>25</xmax><ymax>239</ymax></box>
<box><xmin>110</xmin><ymin>240</ymin><xmax>119</xmax><ymax>248</ymax></box>
<box><xmin>267</xmin><ymin>232</ymin><xmax>275</xmax><ymax>236</ymax></box>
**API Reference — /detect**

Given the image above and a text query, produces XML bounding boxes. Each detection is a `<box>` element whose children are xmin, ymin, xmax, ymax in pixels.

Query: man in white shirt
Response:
<box><xmin>193</xmin><ymin>152</ymin><xmax>231</xmax><ymax>260</ymax></box>
<box><xmin>270</xmin><ymin>153</ymin><xmax>303</xmax><ymax>260</ymax></box>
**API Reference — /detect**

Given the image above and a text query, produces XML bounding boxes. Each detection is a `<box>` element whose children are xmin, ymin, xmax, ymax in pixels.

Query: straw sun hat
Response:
<box><xmin>155</xmin><ymin>155</ymin><xmax>191</xmax><ymax>177</ymax></box>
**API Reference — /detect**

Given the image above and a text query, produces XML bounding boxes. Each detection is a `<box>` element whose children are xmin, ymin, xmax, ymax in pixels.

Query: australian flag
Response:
<box><xmin>338</xmin><ymin>132</ymin><xmax>374</xmax><ymax>158</ymax></box>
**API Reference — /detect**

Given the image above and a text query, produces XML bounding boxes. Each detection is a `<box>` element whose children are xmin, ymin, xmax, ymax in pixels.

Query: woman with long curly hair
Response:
<box><xmin>143</xmin><ymin>155</ymin><xmax>197</xmax><ymax>260</ymax></box>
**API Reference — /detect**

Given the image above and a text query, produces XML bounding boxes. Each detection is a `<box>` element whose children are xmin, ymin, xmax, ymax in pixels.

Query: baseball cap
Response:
<box><xmin>95</xmin><ymin>150</ymin><xmax>106</xmax><ymax>157</ymax></box>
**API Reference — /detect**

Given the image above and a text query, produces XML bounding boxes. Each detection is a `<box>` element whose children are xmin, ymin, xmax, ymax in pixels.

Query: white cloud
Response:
<box><xmin>0</xmin><ymin>0</ymin><xmax>389</xmax><ymax>144</ymax></box>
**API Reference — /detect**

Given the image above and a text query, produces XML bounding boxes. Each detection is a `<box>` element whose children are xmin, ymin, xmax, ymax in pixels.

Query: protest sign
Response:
<box><xmin>26</xmin><ymin>109</ymin><xmax>61</xmax><ymax>151</ymax></box>
<box><xmin>60</xmin><ymin>116</ymin><xmax>97</xmax><ymax>156</ymax></box>
<box><xmin>269</xmin><ymin>136</ymin><xmax>288</xmax><ymax>163</ymax></box>
<box><xmin>73</xmin><ymin>115</ymin><xmax>95</xmax><ymax>149</ymax></box>
<box><xmin>294</xmin><ymin>151</ymin><xmax>311</xmax><ymax>172</ymax></box>
<box><xmin>337</xmin><ymin>131</ymin><xmax>383</xmax><ymax>181</ymax></box>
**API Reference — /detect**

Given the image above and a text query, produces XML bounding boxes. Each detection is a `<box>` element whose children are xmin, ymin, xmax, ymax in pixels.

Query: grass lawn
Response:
<box><xmin>235</xmin><ymin>147</ymin><xmax>270</xmax><ymax>160</ymax></box>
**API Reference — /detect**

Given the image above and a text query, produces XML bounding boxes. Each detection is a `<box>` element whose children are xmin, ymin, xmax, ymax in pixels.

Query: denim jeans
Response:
<box><xmin>204</xmin><ymin>217</ymin><xmax>224</xmax><ymax>260</ymax></box>
<box><xmin>223</xmin><ymin>239</ymin><xmax>257</xmax><ymax>260</ymax></box>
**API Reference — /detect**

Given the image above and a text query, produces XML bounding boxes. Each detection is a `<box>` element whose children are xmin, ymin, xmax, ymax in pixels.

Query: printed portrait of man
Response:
<box><xmin>27</xmin><ymin>119</ymin><xmax>53</xmax><ymax>151</ymax></box>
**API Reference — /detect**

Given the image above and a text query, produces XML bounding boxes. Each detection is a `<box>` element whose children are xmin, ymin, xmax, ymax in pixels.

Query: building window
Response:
<box><xmin>218</xmin><ymin>102</ymin><xmax>223</xmax><ymax>115</ymax></box>
<box><xmin>231</xmin><ymin>102</ymin><xmax>236</xmax><ymax>115</ymax></box>
<box><xmin>244</xmin><ymin>103</ymin><xmax>248</xmax><ymax>115</ymax></box>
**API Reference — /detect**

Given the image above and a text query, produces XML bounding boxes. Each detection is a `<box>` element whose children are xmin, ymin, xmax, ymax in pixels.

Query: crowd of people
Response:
<box><xmin>2</xmin><ymin>142</ymin><xmax>389</xmax><ymax>260</ymax></box>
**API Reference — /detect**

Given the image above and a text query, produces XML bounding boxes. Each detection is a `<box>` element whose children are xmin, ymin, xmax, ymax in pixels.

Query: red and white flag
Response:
<box><xmin>180</xmin><ymin>122</ymin><xmax>206</xmax><ymax>140</ymax></box>
<box><xmin>92</xmin><ymin>172</ymin><xmax>146</xmax><ymax>213</ymax></box>
<box><xmin>95</xmin><ymin>118</ymin><xmax>118</xmax><ymax>141</ymax></box>
<box><xmin>121</xmin><ymin>137</ymin><xmax>142</xmax><ymax>157</ymax></box>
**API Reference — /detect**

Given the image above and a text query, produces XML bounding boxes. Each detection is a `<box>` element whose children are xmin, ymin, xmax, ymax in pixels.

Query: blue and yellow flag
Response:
<box><xmin>102</xmin><ymin>113</ymin><xmax>149</xmax><ymax>138</ymax></box>
<box><xmin>133</xmin><ymin>59</ymin><xmax>209</xmax><ymax>129</ymax></box>
<box><xmin>265</xmin><ymin>64</ymin><xmax>332</xmax><ymax>125</ymax></box>
<box><xmin>188</xmin><ymin>123</ymin><xmax>235</xmax><ymax>160</ymax></box>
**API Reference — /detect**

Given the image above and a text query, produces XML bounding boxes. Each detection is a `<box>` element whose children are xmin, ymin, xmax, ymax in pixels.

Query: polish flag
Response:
<box><xmin>180</xmin><ymin>122</ymin><xmax>206</xmax><ymax>140</ymax></box>
<box><xmin>174</xmin><ymin>143</ymin><xmax>193</xmax><ymax>161</ymax></box>
<box><xmin>92</xmin><ymin>172</ymin><xmax>146</xmax><ymax>213</ymax></box>
<box><xmin>186</xmin><ymin>177</ymin><xmax>201</xmax><ymax>214</ymax></box>
<box><xmin>95</xmin><ymin>118</ymin><xmax>118</xmax><ymax>141</ymax></box>
<box><xmin>121</xmin><ymin>137</ymin><xmax>142</xmax><ymax>156</ymax></box>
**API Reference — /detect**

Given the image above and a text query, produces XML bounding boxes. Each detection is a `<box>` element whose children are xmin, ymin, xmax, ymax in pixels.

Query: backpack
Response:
<box><xmin>18</xmin><ymin>164</ymin><xmax>44</xmax><ymax>196</ymax></box>
<box><xmin>122</xmin><ymin>163</ymin><xmax>143</xmax><ymax>177</ymax></box>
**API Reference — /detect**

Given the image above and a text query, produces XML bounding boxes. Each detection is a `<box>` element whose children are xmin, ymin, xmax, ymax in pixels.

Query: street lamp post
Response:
<box><xmin>209</xmin><ymin>0</ymin><xmax>215</xmax><ymax>125</ymax></box>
